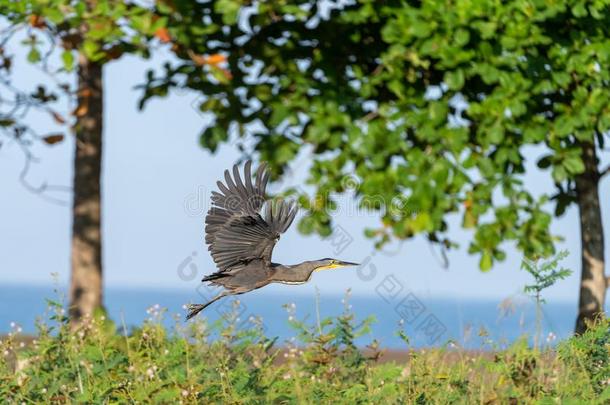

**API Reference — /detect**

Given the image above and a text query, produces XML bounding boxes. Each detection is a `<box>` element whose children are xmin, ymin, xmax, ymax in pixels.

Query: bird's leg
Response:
<box><xmin>185</xmin><ymin>291</ymin><xmax>230</xmax><ymax>320</ymax></box>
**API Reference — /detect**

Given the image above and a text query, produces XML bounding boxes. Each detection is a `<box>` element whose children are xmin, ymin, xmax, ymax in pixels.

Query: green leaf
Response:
<box><xmin>563</xmin><ymin>155</ymin><xmax>585</xmax><ymax>174</ymax></box>
<box><xmin>463</xmin><ymin>208</ymin><xmax>477</xmax><ymax>228</ymax></box>
<box><xmin>488</xmin><ymin>122</ymin><xmax>504</xmax><ymax>144</ymax></box>
<box><xmin>82</xmin><ymin>40</ymin><xmax>101</xmax><ymax>60</ymax></box>
<box><xmin>552</xmin><ymin>165</ymin><xmax>567</xmax><ymax>183</ymax></box>
<box><xmin>61</xmin><ymin>50</ymin><xmax>74</xmax><ymax>71</ymax></box>
<box><xmin>454</xmin><ymin>28</ymin><xmax>470</xmax><ymax>46</ymax></box>
<box><xmin>537</xmin><ymin>155</ymin><xmax>552</xmax><ymax>169</ymax></box>
<box><xmin>43</xmin><ymin>7</ymin><xmax>64</xmax><ymax>24</ymax></box>
<box><xmin>27</xmin><ymin>47</ymin><xmax>41</xmax><ymax>63</ymax></box>
<box><xmin>411</xmin><ymin>212</ymin><xmax>432</xmax><ymax>232</ymax></box>
<box><xmin>479</xmin><ymin>251</ymin><xmax>493</xmax><ymax>271</ymax></box>
<box><xmin>269</xmin><ymin>104</ymin><xmax>290</xmax><ymax>127</ymax></box>
<box><xmin>572</xmin><ymin>3</ymin><xmax>588</xmax><ymax>17</ymax></box>
<box><xmin>444</xmin><ymin>69</ymin><xmax>464</xmax><ymax>90</ymax></box>
<box><xmin>214</xmin><ymin>0</ymin><xmax>241</xmax><ymax>25</ymax></box>
<box><xmin>199</xmin><ymin>126</ymin><xmax>228</xmax><ymax>152</ymax></box>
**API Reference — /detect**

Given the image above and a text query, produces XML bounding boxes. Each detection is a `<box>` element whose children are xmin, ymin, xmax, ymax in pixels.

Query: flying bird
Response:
<box><xmin>186</xmin><ymin>160</ymin><xmax>358</xmax><ymax>320</ymax></box>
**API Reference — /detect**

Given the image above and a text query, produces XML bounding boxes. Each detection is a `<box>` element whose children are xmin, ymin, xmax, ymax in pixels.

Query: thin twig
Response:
<box><xmin>428</xmin><ymin>240</ymin><xmax>450</xmax><ymax>270</ymax></box>
<box><xmin>315</xmin><ymin>286</ymin><xmax>322</xmax><ymax>335</ymax></box>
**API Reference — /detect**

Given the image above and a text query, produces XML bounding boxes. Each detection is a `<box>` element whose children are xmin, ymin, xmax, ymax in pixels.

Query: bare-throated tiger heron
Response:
<box><xmin>186</xmin><ymin>160</ymin><xmax>358</xmax><ymax>319</ymax></box>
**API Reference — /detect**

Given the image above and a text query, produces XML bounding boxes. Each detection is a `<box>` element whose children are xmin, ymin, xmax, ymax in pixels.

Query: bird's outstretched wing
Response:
<box><xmin>204</xmin><ymin>161</ymin><xmax>298</xmax><ymax>273</ymax></box>
<box><xmin>205</xmin><ymin>160</ymin><xmax>269</xmax><ymax>246</ymax></box>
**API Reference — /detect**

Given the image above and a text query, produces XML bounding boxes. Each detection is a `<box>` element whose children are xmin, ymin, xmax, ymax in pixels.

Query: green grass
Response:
<box><xmin>1</xmin><ymin>297</ymin><xmax>609</xmax><ymax>404</ymax></box>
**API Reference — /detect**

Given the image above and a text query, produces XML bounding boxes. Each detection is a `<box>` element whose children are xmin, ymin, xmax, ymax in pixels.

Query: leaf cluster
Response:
<box><xmin>140</xmin><ymin>0</ymin><xmax>610</xmax><ymax>270</ymax></box>
<box><xmin>521</xmin><ymin>249</ymin><xmax>572</xmax><ymax>301</ymax></box>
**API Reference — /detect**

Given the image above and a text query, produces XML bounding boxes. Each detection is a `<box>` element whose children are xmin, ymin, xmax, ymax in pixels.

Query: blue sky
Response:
<box><xmin>0</xmin><ymin>49</ymin><xmax>609</xmax><ymax>308</ymax></box>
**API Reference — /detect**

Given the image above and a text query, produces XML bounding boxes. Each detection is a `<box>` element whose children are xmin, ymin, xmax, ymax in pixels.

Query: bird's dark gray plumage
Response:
<box><xmin>186</xmin><ymin>160</ymin><xmax>357</xmax><ymax>320</ymax></box>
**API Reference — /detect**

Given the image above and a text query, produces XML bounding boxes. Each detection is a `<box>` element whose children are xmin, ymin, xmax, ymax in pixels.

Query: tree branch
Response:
<box><xmin>0</xmin><ymin>76</ymin><xmax>71</xmax><ymax>206</ymax></box>
<box><xmin>600</xmin><ymin>165</ymin><xmax>610</xmax><ymax>179</ymax></box>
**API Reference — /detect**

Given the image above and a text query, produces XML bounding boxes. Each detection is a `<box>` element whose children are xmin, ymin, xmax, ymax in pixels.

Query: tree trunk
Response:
<box><xmin>574</xmin><ymin>141</ymin><xmax>606</xmax><ymax>334</ymax></box>
<box><xmin>69</xmin><ymin>55</ymin><xmax>104</xmax><ymax>325</ymax></box>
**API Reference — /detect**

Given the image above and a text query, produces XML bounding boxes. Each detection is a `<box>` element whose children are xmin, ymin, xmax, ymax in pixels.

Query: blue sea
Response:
<box><xmin>0</xmin><ymin>284</ymin><xmax>594</xmax><ymax>349</ymax></box>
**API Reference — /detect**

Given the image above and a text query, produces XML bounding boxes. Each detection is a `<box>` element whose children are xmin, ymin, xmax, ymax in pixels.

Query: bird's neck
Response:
<box><xmin>271</xmin><ymin>262</ymin><xmax>317</xmax><ymax>284</ymax></box>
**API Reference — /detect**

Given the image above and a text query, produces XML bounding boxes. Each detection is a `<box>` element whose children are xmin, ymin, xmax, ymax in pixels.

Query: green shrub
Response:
<box><xmin>1</xmin><ymin>296</ymin><xmax>609</xmax><ymax>403</ymax></box>
<box><xmin>558</xmin><ymin>318</ymin><xmax>610</xmax><ymax>396</ymax></box>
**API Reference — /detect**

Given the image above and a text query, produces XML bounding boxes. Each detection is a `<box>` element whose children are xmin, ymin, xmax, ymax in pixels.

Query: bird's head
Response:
<box><xmin>313</xmin><ymin>258</ymin><xmax>359</xmax><ymax>272</ymax></box>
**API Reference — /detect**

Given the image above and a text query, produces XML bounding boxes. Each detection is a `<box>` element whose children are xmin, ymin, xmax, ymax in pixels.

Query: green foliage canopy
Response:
<box><xmin>142</xmin><ymin>0</ymin><xmax>610</xmax><ymax>270</ymax></box>
<box><xmin>1</xmin><ymin>0</ymin><xmax>163</xmax><ymax>66</ymax></box>
<box><xmin>0</xmin><ymin>0</ymin><xmax>167</xmax><ymax>151</ymax></box>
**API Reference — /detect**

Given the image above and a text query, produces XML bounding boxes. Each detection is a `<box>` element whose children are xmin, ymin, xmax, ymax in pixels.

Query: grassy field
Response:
<box><xmin>1</xmin><ymin>298</ymin><xmax>609</xmax><ymax>404</ymax></box>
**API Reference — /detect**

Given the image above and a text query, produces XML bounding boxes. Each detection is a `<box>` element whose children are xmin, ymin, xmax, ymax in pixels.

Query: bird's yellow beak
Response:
<box><xmin>315</xmin><ymin>261</ymin><xmax>359</xmax><ymax>272</ymax></box>
<box><xmin>315</xmin><ymin>263</ymin><xmax>342</xmax><ymax>271</ymax></box>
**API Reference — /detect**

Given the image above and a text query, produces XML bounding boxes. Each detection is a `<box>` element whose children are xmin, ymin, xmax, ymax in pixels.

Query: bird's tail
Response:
<box><xmin>185</xmin><ymin>292</ymin><xmax>228</xmax><ymax>320</ymax></box>
<box><xmin>201</xmin><ymin>272</ymin><xmax>228</xmax><ymax>282</ymax></box>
